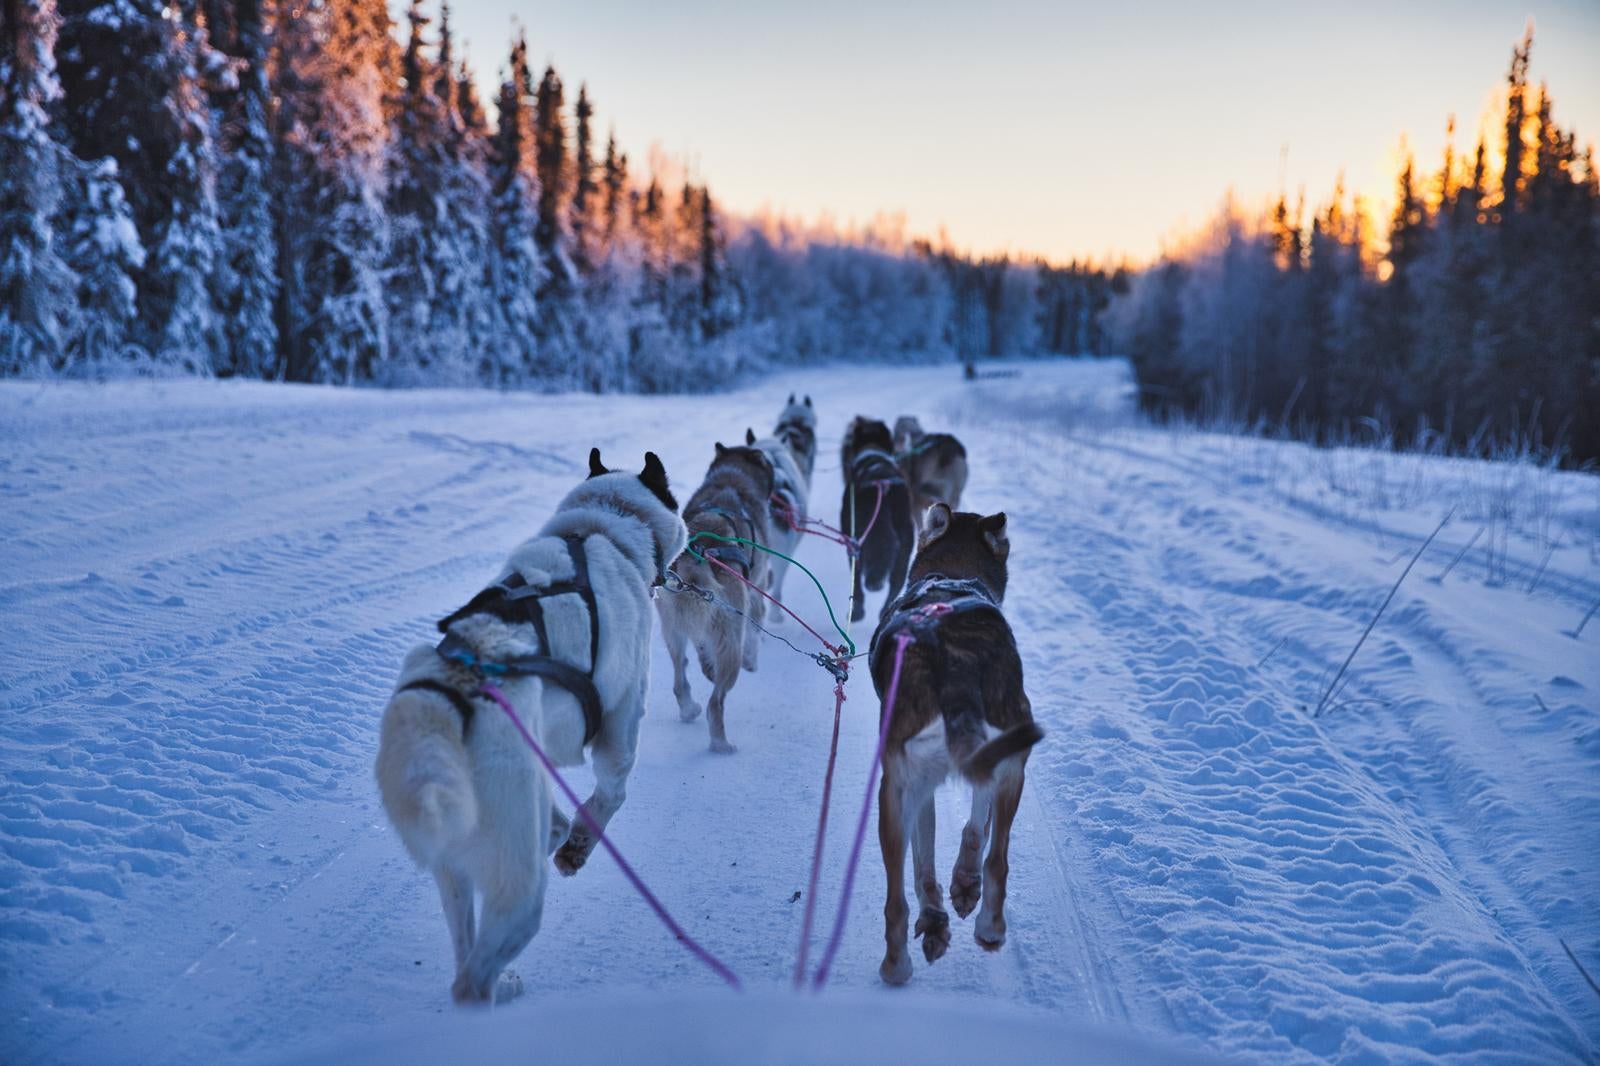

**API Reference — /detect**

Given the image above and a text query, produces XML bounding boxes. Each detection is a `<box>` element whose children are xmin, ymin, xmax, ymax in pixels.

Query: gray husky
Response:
<box><xmin>657</xmin><ymin>442</ymin><xmax>777</xmax><ymax>753</ymax></box>
<box><xmin>893</xmin><ymin>415</ymin><xmax>969</xmax><ymax>516</ymax></box>
<box><xmin>745</xmin><ymin>396</ymin><xmax>814</xmax><ymax>608</ymax></box>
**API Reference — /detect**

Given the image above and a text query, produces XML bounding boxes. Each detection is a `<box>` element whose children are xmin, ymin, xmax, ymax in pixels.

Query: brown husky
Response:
<box><xmin>892</xmin><ymin>415</ymin><xmax>969</xmax><ymax>516</ymax></box>
<box><xmin>867</xmin><ymin>503</ymin><xmax>1042</xmax><ymax>985</ymax></box>
<box><xmin>657</xmin><ymin>442</ymin><xmax>776</xmax><ymax>753</ymax></box>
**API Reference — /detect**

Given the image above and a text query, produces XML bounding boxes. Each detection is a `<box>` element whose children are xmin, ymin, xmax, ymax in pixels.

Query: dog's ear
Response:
<box><xmin>745</xmin><ymin>427</ymin><xmax>756</xmax><ymax>445</ymax></box>
<box><xmin>787</xmin><ymin>392</ymin><xmax>795</xmax><ymax>405</ymax></box>
<box><xmin>714</xmin><ymin>441</ymin><xmax>726</xmax><ymax>456</ymax></box>
<box><xmin>639</xmin><ymin>452</ymin><xmax>677</xmax><ymax>511</ymax></box>
<box><xmin>588</xmin><ymin>447</ymin><xmax>607</xmax><ymax>478</ymax></box>
<box><xmin>979</xmin><ymin>512</ymin><xmax>1009</xmax><ymax>561</ymax></box>
<box><xmin>804</xmin><ymin>395</ymin><xmax>812</xmax><ymax>408</ymax></box>
<box><xmin>920</xmin><ymin>502</ymin><xmax>952</xmax><ymax>547</ymax></box>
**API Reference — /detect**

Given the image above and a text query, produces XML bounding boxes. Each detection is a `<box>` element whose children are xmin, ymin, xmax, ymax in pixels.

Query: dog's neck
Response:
<box><xmin>551</xmin><ymin>502</ymin><xmax>668</xmax><ymax>586</ymax></box>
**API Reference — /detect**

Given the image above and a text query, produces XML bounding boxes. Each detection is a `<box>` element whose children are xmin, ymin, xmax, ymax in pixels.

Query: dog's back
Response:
<box><xmin>840</xmin><ymin>416</ymin><xmax>917</xmax><ymax>621</ymax></box>
<box><xmin>774</xmin><ymin>394</ymin><xmax>817</xmax><ymax>482</ymax></box>
<box><xmin>870</xmin><ymin>507</ymin><xmax>1038</xmax><ymax>781</ymax></box>
<box><xmin>895</xmin><ymin>415</ymin><xmax>969</xmax><ymax>513</ymax></box>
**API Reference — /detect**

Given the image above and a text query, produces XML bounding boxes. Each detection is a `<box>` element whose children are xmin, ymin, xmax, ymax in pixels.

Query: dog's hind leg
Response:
<box><xmin>555</xmin><ymin>679</ymin><xmax>645</xmax><ymax>875</ymax></box>
<box><xmin>741</xmin><ymin>577</ymin><xmax>765</xmax><ymax>672</ymax></box>
<box><xmin>974</xmin><ymin>759</ymin><xmax>1025</xmax><ymax>952</ymax></box>
<box><xmin>435</xmin><ymin>867</ymin><xmax>476</xmax><ymax>972</ymax></box>
<box><xmin>950</xmin><ymin>786</ymin><xmax>992</xmax><ymax>919</ymax></box>
<box><xmin>452</xmin><ymin>879</ymin><xmax>544</xmax><ymax>1005</ymax></box>
<box><xmin>878</xmin><ymin>767</ymin><xmax>912</xmax><ymax>985</ymax></box>
<box><xmin>910</xmin><ymin>799</ymin><xmax>951</xmax><ymax>964</ymax></box>
<box><xmin>705</xmin><ymin>631</ymin><xmax>742</xmax><ymax>754</ymax></box>
<box><xmin>662</xmin><ymin>611</ymin><xmax>703</xmax><ymax>724</ymax></box>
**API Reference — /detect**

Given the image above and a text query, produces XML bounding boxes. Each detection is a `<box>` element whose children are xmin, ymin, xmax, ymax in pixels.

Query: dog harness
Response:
<box><xmin>684</xmin><ymin>504</ymin><xmax>757</xmax><ymax>576</ymax></box>
<box><xmin>868</xmin><ymin>573</ymin><xmax>1005</xmax><ymax>676</ymax></box>
<box><xmin>848</xmin><ymin>447</ymin><xmax>904</xmax><ymax>489</ymax></box>
<box><xmin>401</xmin><ymin>533</ymin><xmax>605</xmax><ymax>745</ymax></box>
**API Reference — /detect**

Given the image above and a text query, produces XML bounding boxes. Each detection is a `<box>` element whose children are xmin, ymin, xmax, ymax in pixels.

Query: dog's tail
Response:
<box><xmin>949</xmin><ymin>717</ymin><xmax>1044</xmax><ymax>786</ymax></box>
<box><xmin>376</xmin><ymin>665</ymin><xmax>480</xmax><ymax>868</ymax></box>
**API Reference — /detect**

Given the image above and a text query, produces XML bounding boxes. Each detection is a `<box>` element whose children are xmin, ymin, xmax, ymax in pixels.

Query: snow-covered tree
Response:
<box><xmin>274</xmin><ymin>0</ymin><xmax>396</xmax><ymax>382</ymax></box>
<box><xmin>1</xmin><ymin>0</ymin><xmax>75</xmax><ymax>374</ymax></box>
<box><xmin>55</xmin><ymin>0</ymin><xmax>223</xmax><ymax>372</ymax></box>
<box><xmin>210</xmin><ymin>0</ymin><xmax>278</xmax><ymax>377</ymax></box>
<box><xmin>59</xmin><ymin>155</ymin><xmax>145</xmax><ymax>372</ymax></box>
<box><xmin>485</xmin><ymin>32</ymin><xmax>544</xmax><ymax>384</ymax></box>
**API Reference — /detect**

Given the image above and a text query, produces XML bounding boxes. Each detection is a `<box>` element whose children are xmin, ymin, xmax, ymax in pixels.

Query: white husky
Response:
<box><xmin>375</xmin><ymin>449</ymin><xmax>687</xmax><ymax>1004</ymax></box>
<box><xmin>750</xmin><ymin>395</ymin><xmax>817</xmax><ymax>606</ymax></box>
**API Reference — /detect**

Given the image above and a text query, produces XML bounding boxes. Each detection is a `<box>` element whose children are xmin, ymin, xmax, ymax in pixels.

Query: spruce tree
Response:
<box><xmin>55</xmin><ymin>0</ymin><xmax>223</xmax><ymax>371</ymax></box>
<box><xmin>1</xmin><ymin>0</ymin><xmax>76</xmax><ymax>373</ymax></box>
<box><xmin>486</xmin><ymin>33</ymin><xmax>544</xmax><ymax>383</ymax></box>
<box><xmin>59</xmin><ymin>156</ymin><xmax>145</xmax><ymax>372</ymax></box>
<box><xmin>274</xmin><ymin>0</ymin><xmax>395</xmax><ymax>382</ymax></box>
<box><xmin>211</xmin><ymin>0</ymin><xmax>278</xmax><ymax>377</ymax></box>
<box><xmin>571</xmin><ymin>83</ymin><xmax>598</xmax><ymax>275</ymax></box>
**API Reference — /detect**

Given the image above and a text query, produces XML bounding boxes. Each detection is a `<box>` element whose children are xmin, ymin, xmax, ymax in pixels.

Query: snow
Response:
<box><xmin>1</xmin><ymin>359</ymin><xmax>1596</xmax><ymax>1063</ymax></box>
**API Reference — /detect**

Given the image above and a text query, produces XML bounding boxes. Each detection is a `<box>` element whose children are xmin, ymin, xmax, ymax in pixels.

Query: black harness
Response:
<box><xmin>400</xmin><ymin>533</ymin><xmax>606</xmax><ymax>745</ymax></box>
<box><xmin>684</xmin><ymin>504</ymin><xmax>757</xmax><ymax>576</ymax></box>
<box><xmin>869</xmin><ymin>573</ymin><xmax>1004</xmax><ymax>675</ymax></box>
<box><xmin>848</xmin><ymin>447</ymin><xmax>904</xmax><ymax>490</ymax></box>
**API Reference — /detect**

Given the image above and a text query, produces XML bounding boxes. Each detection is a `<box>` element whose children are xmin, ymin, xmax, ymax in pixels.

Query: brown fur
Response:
<box><xmin>893</xmin><ymin>415</ymin><xmax>969</xmax><ymax>516</ymax></box>
<box><xmin>867</xmin><ymin>503</ymin><xmax>1041</xmax><ymax>985</ymax></box>
<box><xmin>656</xmin><ymin>443</ymin><xmax>776</xmax><ymax>753</ymax></box>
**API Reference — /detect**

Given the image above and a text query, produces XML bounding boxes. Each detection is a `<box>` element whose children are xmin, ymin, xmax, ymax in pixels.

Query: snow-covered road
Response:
<box><xmin>2</xmin><ymin>362</ymin><xmax>1596</xmax><ymax>1063</ymax></box>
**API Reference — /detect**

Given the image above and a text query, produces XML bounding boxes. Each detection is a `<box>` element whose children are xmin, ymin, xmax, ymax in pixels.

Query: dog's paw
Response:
<box><xmin>493</xmin><ymin>969</ymin><xmax>525</xmax><ymax>1005</ymax></box>
<box><xmin>677</xmin><ymin>698</ymin><xmax>704</xmax><ymax>723</ymax></box>
<box><xmin>554</xmin><ymin>829</ymin><xmax>592</xmax><ymax>876</ymax></box>
<box><xmin>850</xmin><ymin>603</ymin><xmax>866</xmax><ymax>623</ymax></box>
<box><xmin>949</xmin><ymin>866</ymin><xmax>982</xmax><ymax>919</ymax></box>
<box><xmin>974</xmin><ymin>912</ymin><xmax>1006</xmax><ymax>952</ymax></box>
<box><xmin>709</xmin><ymin>737</ymin><xmax>737</xmax><ymax>755</ymax></box>
<box><xmin>879</xmin><ymin>952</ymin><xmax>913</xmax><ymax>986</ymax></box>
<box><xmin>914</xmin><ymin>908</ymin><xmax>951</xmax><ymax>964</ymax></box>
<box><xmin>451</xmin><ymin>972</ymin><xmax>489</xmax><ymax>1006</ymax></box>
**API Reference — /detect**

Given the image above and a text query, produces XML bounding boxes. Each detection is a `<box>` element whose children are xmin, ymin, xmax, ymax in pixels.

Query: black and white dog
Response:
<box><xmin>376</xmin><ymin>450</ymin><xmax>686</xmax><ymax>1004</ymax></box>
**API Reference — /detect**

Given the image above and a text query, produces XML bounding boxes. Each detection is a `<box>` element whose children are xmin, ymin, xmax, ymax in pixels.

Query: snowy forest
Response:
<box><xmin>2</xmin><ymin>7</ymin><xmax>1595</xmax><ymax>459</ymax></box>
<box><xmin>0</xmin><ymin>0</ymin><xmax>1114</xmax><ymax>393</ymax></box>
<box><xmin>1111</xmin><ymin>29</ymin><xmax>1600</xmax><ymax>464</ymax></box>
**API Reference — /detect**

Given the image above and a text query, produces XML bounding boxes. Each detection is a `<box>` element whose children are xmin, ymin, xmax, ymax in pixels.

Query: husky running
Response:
<box><xmin>868</xmin><ymin>503</ymin><xmax>1042</xmax><ymax>986</ymax></box>
<box><xmin>745</xmin><ymin>397</ymin><xmax>814</xmax><ymax>608</ymax></box>
<box><xmin>656</xmin><ymin>441</ymin><xmax>778</xmax><ymax>753</ymax></box>
<box><xmin>375</xmin><ymin>450</ymin><xmax>686</xmax><ymax>1004</ymax></box>
<box><xmin>840</xmin><ymin>415</ymin><xmax>916</xmax><ymax>623</ymax></box>
<box><xmin>892</xmin><ymin>415</ymin><xmax>969</xmax><ymax>516</ymax></box>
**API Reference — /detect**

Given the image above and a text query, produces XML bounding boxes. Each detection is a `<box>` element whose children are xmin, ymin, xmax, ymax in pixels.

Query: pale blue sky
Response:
<box><xmin>445</xmin><ymin>1</ymin><xmax>1600</xmax><ymax>263</ymax></box>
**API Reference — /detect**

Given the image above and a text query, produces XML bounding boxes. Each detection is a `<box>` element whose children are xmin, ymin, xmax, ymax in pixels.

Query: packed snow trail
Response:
<box><xmin>1</xmin><ymin>362</ymin><xmax>1596</xmax><ymax>1063</ymax></box>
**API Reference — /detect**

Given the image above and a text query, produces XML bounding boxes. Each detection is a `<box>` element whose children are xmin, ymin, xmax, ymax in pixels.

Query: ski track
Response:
<box><xmin>1</xmin><ymin>364</ymin><xmax>1596</xmax><ymax>1064</ymax></box>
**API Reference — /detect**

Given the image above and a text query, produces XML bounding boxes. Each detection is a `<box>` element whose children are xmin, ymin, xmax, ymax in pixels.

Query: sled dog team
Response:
<box><xmin>376</xmin><ymin>395</ymin><xmax>1042</xmax><ymax>1002</ymax></box>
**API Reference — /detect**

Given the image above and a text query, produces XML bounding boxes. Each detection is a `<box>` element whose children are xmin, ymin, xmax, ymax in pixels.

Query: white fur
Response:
<box><xmin>375</xmin><ymin>467</ymin><xmax>686</xmax><ymax>1004</ymax></box>
<box><xmin>752</xmin><ymin>434</ymin><xmax>810</xmax><ymax>606</ymax></box>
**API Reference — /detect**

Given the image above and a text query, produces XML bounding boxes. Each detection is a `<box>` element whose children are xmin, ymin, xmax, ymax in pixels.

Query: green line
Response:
<box><xmin>686</xmin><ymin>531</ymin><xmax>856</xmax><ymax>656</ymax></box>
